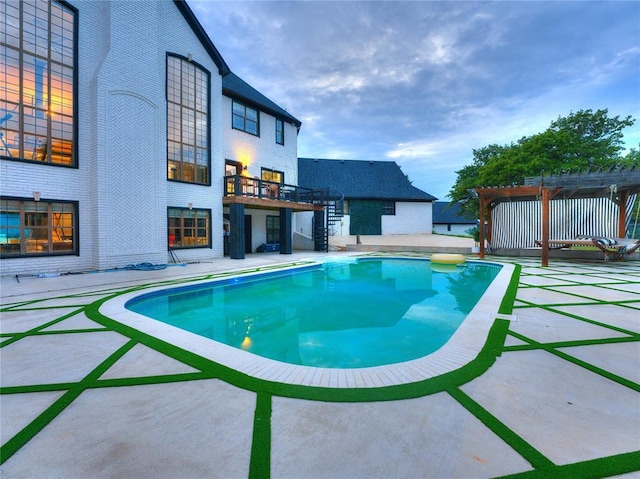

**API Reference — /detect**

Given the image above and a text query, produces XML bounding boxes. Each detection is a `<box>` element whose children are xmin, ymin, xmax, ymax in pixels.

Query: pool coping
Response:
<box><xmin>100</xmin><ymin>256</ymin><xmax>515</xmax><ymax>389</ymax></box>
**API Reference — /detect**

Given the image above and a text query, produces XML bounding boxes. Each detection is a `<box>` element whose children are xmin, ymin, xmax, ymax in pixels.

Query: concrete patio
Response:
<box><xmin>1</xmin><ymin>240</ymin><xmax>638</xmax><ymax>478</ymax></box>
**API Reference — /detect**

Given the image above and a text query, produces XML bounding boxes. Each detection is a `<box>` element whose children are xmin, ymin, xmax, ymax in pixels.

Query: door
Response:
<box><xmin>349</xmin><ymin>200</ymin><xmax>382</xmax><ymax>235</ymax></box>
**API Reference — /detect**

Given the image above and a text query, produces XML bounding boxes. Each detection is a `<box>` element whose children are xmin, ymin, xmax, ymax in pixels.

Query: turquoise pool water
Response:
<box><xmin>126</xmin><ymin>258</ymin><xmax>501</xmax><ymax>368</ymax></box>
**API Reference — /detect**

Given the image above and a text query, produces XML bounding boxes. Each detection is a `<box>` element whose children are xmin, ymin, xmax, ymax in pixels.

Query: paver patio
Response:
<box><xmin>1</xmin><ymin>252</ymin><xmax>638</xmax><ymax>478</ymax></box>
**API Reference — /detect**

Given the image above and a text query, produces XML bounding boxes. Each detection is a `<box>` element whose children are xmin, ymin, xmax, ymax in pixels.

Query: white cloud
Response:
<box><xmin>191</xmin><ymin>0</ymin><xmax>640</xmax><ymax>199</ymax></box>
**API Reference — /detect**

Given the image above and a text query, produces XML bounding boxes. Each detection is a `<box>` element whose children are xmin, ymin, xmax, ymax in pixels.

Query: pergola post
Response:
<box><xmin>487</xmin><ymin>204</ymin><xmax>493</xmax><ymax>246</ymax></box>
<box><xmin>541</xmin><ymin>187</ymin><xmax>550</xmax><ymax>267</ymax></box>
<box><xmin>479</xmin><ymin>197</ymin><xmax>486</xmax><ymax>259</ymax></box>
<box><xmin>618</xmin><ymin>190</ymin><xmax>628</xmax><ymax>238</ymax></box>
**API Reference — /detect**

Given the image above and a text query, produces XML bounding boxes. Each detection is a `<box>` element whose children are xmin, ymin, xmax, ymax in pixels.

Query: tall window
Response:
<box><xmin>232</xmin><ymin>100</ymin><xmax>259</xmax><ymax>136</ymax></box>
<box><xmin>1</xmin><ymin>0</ymin><xmax>77</xmax><ymax>166</ymax></box>
<box><xmin>167</xmin><ymin>55</ymin><xmax>210</xmax><ymax>184</ymax></box>
<box><xmin>275</xmin><ymin>118</ymin><xmax>284</xmax><ymax>145</ymax></box>
<box><xmin>0</xmin><ymin>197</ymin><xmax>78</xmax><ymax>257</ymax></box>
<box><xmin>168</xmin><ymin>207</ymin><xmax>210</xmax><ymax>249</ymax></box>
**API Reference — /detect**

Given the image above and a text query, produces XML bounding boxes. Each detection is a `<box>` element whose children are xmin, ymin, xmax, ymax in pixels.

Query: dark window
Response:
<box><xmin>232</xmin><ymin>100</ymin><xmax>259</xmax><ymax>136</ymax></box>
<box><xmin>266</xmin><ymin>215</ymin><xmax>279</xmax><ymax>244</ymax></box>
<box><xmin>382</xmin><ymin>201</ymin><xmax>395</xmax><ymax>215</ymax></box>
<box><xmin>0</xmin><ymin>197</ymin><xmax>78</xmax><ymax>257</ymax></box>
<box><xmin>1</xmin><ymin>0</ymin><xmax>77</xmax><ymax>166</ymax></box>
<box><xmin>275</xmin><ymin>118</ymin><xmax>284</xmax><ymax>145</ymax></box>
<box><xmin>167</xmin><ymin>55</ymin><xmax>210</xmax><ymax>184</ymax></box>
<box><xmin>168</xmin><ymin>207</ymin><xmax>211</xmax><ymax>249</ymax></box>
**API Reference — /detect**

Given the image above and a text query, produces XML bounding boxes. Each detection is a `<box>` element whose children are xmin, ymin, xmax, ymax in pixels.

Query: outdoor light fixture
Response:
<box><xmin>188</xmin><ymin>202</ymin><xmax>193</xmax><ymax>210</ymax></box>
<box><xmin>32</xmin><ymin>191</ymin><xmax>41</xmax><ymax>202</ymax></box>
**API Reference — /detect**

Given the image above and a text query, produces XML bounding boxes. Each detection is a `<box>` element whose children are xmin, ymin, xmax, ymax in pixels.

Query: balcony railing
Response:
<box><xmin>223</xmin><ymin>175</ymin><xmax>325</xmax><ymax>204</ymax></box>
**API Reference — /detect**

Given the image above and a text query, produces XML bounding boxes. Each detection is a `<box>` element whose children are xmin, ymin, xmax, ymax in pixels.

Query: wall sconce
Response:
<box><xmin>33</xmin><ymin>191</ymin><xmax>41</xmax><ymax>202</ymax></box>
<box><xmin>188</xmin><ymin>202</ymin><xmax>193</xmax><ymax>210</ymax></box>
<box><xmin>187</xmin><ymin>53</ymin><xmax>193</xmax><ymax>62</ymax></box>
<box><xmin>243</xmin><ymin>165</ymin><xmax>248</xmax><ymax>171</ymax></box>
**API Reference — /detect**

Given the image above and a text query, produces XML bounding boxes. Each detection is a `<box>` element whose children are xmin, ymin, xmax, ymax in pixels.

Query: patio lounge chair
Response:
<box><xmin>590</xmin><ymin>237</ymin><xmax>640</xmax><ymax>260</ymax></box>
<box><xmin>535</xmin><ymin>237</ymin><xmax>640</xmax><ymax>261</ymax></box>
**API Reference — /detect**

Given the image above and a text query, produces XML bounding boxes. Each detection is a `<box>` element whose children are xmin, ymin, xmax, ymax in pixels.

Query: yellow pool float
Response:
<box><xmin>430</xmin><ymin>253</ymin><xmax>466</xmax><ymax>265</ymax></box>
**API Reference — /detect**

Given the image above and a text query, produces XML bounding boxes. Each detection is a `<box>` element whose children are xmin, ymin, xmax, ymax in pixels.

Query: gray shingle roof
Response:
<box><xmin>222</xmin><ymin>73</ymin><xmax>302</xmax><ymax>128</ymax></box>
<box><xmin>432</xmin><ymin>201</ymin><xmax>476</xmax><ymax>224</ymax></box>
<box><xmin>298</xmin><ymin>158</ymin><xmax>437</xmax><ymax>201</ymax></box>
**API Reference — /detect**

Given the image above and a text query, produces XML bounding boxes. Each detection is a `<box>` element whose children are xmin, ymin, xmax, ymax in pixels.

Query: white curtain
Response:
<box><xmin>490</xmin><ymin>195</ymin><xmax>637</xmax><ymax>249</ymax></box>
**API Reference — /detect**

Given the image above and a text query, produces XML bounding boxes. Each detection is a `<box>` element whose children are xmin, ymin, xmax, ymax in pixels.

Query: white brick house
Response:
<box><xmin>1</xmin><ymin>0</ymin><xmax>309</xmax><ymax>275</ymax></box>
<box><xmin>221</xmin><ymin>73</ymin><xmax>305</xmax><ymax>256</ymax></box>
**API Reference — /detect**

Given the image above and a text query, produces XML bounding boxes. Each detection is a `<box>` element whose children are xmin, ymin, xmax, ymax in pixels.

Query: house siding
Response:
<box><xmin>382</xmin><ymin>202</ymin><xmax>432</xmax><ymax>235</ymax></box>
<box><xmin>222</xmin><ymin>96</ymin><xmax>298</xmax><ymax>183</ymax></box>
<box><xmin>1</xmin><ymin>0</ymin><xmax>226</xmax><ymax>275</ymax></box>
<box><xmin>432</xmin><ymin>224</ymin><xmax>474</xmax><ymax>236</ymax></box>
<box><xmin>296</xmin><ymin>202</ymin><xmax>433</xmax><ymax>239</ymax></box>
<box><xmin>222</xmin><ymin>95</ymin><xmax>299</xmax><ymax>251</ymax></box>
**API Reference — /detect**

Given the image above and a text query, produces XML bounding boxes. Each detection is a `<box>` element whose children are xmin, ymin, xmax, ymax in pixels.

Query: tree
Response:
<box><xmin>622</xmin><ymin>146</ymin><xmax>640</xmax><ymax>167</ymax></box>
<box><xmin>448</xmin><ymin>109</ymin><xmax>635</xmax><ymax>219</ymax></box>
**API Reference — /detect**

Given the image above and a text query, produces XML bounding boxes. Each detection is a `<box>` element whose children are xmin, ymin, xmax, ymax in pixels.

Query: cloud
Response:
<box><xmin>191</xmin><ymin>0</ymin><xmax>640</xmax><ymax>199</ymax></box>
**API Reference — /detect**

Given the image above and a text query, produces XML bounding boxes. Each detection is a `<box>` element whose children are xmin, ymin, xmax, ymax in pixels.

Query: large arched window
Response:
<box><xmin>1</xmin><ymin>0</ymin><xmax>77</xmax><ymax>166</ymax></box>
<box><xmin>166</xmin><ymin>55</ymin><xmax>210</xmax><ymax>185</ymax></box>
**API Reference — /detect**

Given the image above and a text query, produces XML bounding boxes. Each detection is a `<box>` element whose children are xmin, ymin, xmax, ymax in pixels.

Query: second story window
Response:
<box><xmin>167</xmin><ymin>55</ymin><xmax>210</xmax><ymax>185</ymax></box>
<box><xmin>1</xmin><ymin>0</ymin><xmax>77</xmax><ymax>166</ymax></box>
<box><xmin>232</xmin><ymin>100</ymin><xmax>259</xmax><ymax>136</ymax></box>
<box><xmin>275</xmin><ymin>118</ymin><xmax>284</xmax><ymax>145</ymax></box>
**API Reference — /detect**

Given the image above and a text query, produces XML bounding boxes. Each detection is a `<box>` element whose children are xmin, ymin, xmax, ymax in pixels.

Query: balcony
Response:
<box><xmin>223</xmin><ymin>175</ymin><xmax>325</xmax><ymax>212</ymax></box>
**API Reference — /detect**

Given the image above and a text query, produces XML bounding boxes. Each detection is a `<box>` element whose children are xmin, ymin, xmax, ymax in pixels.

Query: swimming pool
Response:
<box><xmin>102</xmin><ymin>255</ymin><xmax>514</xmax><ymax>388</ymax></box>
<box><xmin>125</xmin><ymin>258</ymin><xmax>501</xmax><ymax>368</ymax></box>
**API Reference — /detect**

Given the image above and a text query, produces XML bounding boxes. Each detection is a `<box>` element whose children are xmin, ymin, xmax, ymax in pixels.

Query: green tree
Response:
<box><xmin>449</xmin><ymin>109</ymin><xmax>635</xmax><ymax>219</ymax></box>
<box><xmin>622</xmin><ymin>146</ymin><xmax>640</xmax><ymax>167</ymax></box>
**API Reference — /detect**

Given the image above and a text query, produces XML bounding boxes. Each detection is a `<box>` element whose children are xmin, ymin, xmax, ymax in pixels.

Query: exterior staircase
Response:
<box><xmin>312</xmin><ymin>188</ymin><xmax>344</xmax><ymax>252</ymax></box>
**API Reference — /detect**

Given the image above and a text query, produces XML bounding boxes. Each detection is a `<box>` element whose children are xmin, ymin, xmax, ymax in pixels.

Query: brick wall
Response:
<box><xmin>1</xmin><ymin>0</ymin><xmax>227</xmax><ymax>275</ymax></box>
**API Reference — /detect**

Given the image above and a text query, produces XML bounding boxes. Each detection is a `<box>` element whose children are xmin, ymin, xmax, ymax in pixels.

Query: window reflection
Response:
<box><xmin>1</xmin><ymin>0</ymin><xmax>75</xmax><ymax>166</ymax></box>
<box><xmin>0</xmin><ymin>198</ymin><xmax>77</xmax><ymax>257</ymax></box>
<box><xmin>166</xmin><ymin>55</ymin><xmax>210</xmax><ymax>184</ymax></box>
<box><xmin>168</xmin><ymin>207</ymin><xmax>211</xmax><ymax>249</ymax></box>
<box><xmin>232</xmin><ymin>100</ymin><xmax>259</xmax><ymax>136</ymax></box>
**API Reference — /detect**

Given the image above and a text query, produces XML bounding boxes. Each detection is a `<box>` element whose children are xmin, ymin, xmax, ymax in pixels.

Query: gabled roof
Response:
<box><xmin>432</xmin><ymin>201</ymin><xmax>476</xmax><ymax>224</ymax></box>
<box><xmin>173</xmin><ymin>0</ymin><xmax>230</xmax><ymax>76</ymax></box>
<box><xmin>298</xmin><ymin>158</ymin><xmax>437</xmax><ymax>201</ymax></box>
<box><xmin>175</xmin><ymin>1</ymin><xmax>301</xmax><ymax>129</ymax></box>
<box><xmin>223</xmin><ymin>73</ymin><xmax>302</xmax><ymax>129</ymax></box>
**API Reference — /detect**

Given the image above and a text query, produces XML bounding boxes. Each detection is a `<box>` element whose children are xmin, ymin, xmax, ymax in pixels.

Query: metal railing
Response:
<box><xmin>223</xmin><ymin>175</ymin><xmax>324</xmax><ymax>204</ymax></box>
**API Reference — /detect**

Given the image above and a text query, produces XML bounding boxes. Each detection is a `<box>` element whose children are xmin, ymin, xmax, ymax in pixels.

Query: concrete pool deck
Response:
<box><xmin>1</xmin><ymin>243</ymin><xmax>639</xmax><ymax>478</ymax></box>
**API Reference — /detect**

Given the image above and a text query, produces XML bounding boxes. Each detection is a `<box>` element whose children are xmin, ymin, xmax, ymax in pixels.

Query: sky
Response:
<box><xmin>190</xmin><ymin>0</ymin><xmax>640</xmax><ymax>200</ymax></box>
